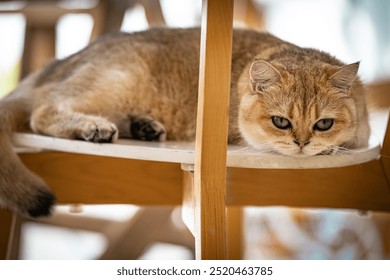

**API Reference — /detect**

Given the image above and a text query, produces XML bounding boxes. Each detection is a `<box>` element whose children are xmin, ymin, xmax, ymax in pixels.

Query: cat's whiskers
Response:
<box><xmin>232</xmin><ymin>145</ymin><xmax>260</xmax><ymax>152</ymax></box>
<box><xmin>251</xmin><ymin>141</ymin><xmax>281</xmax><ymax>154</ymax></box>
<box><xmin>236</xmin><ymin>142</ymin><xmax>365</xmax><ymax>166</ymax></box>
<box><xmin>336</xmin><ymin>147</ymin><xmax>360</xmax><ymax>164</ymax></box>
<box><xmin>324</xmin><ymin>146</ymin><xmax>364</xmax><ymax>166</ymax></box>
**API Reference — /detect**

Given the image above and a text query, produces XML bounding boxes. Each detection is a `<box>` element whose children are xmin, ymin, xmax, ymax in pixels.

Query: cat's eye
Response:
<box><xmin>272</xmin><ymin>116</ymin><xmax>291</xmax><ymax>130</ymax></box>
<box><xmin>314</xmin><ymin>119</ymin><xmax>334</xmax><ymax>131</ymax></box>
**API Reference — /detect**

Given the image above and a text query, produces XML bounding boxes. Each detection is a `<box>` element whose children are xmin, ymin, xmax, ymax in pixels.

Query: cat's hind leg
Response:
<box><xmin>130</xmin><ymin>116</ymin><xmax>166</xmax><ymax>141</ymax></box>
<box><xmin>31</xmin><ymin>105</ymin><xmax>118</xmax><ymax>143</ymax></box>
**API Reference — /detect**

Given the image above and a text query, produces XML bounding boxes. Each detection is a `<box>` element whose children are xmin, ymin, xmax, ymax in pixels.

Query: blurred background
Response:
<box><xmin>0</xmin><ymin>0</ymin><xmax>389</xmax><ymax>259</ymax></box>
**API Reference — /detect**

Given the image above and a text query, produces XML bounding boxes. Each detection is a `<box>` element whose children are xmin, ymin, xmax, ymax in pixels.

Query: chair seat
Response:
<box><xmin>12</xmin><ymin>132</ymin><xmax>381</xmax><ymax>169</ymax></box>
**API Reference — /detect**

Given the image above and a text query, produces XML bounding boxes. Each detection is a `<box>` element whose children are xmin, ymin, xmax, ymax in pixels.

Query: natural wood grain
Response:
<box><xmin>193</xmin><ymin>0</ymin><xmax>234</xmax><ymax>259</ymax></box>
<box><xmin>227</xmin><ymin>160</ymin><xmax>390</xmax><ymax>211</ymax></box>
<box><xmin>182</xmin><ymin>171</ymin><xmax>195</xmax><ymax>236</ymax></box>
<box><xmin>227</xmin><ymin>207</ymin><xmax>243</xmax><ymax>259</ymax></box>
<box><xmin>184</xmin><ymin>174</ymin><xmax>246</xmax><ymax>259</ymax></box>
<box><xmin>19</xmin><ymin>152</ymin><xmax>183</xmax><ymax>205</ymax></box>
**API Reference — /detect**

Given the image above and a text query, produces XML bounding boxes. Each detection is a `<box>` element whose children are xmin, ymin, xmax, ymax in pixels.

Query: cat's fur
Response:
<box><xmin>0</xmin><ymin>28</ymin><xmax>370</xmax><ymax>217</ymax></box>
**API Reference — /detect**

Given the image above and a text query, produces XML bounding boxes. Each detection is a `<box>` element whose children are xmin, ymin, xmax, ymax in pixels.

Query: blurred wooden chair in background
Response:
<box><xmin>1</xmin><ymin>0</ymin><xmax>389</xmax><ymax>260</ymax></box>
<box><xmin>0</xmin><ymin>0</ymin><xmax>166</xmax><ymax>78</ymax></box>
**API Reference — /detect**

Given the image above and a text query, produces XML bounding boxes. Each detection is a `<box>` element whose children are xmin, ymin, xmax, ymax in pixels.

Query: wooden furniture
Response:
<box><xmin>0</xmin><ymin>0</ymin><xmax>166</xmax><ymax>78</ymax></box>
<box><xmin>28</xmin><ymin>206</ymin><xmax>195</xmax><ymax>260</ymax></box>
<box><xmin>2</xmin><ymin>83</ymin><xmax>389</xmax><ymax>259</ymax></box>
<box><xmin>234</xmin><ymin>0</ymin><xmax>265</xmax><ymax>30</ymax></box>
<box><xmin>0</xmin><ymin>0</ymin><xmax>99</xmax><ymax>77</ymax></box>
<box><xmin>1</xmin><ymin>0</ymin><xmax>390</xmax><ymax>259</ymax></box>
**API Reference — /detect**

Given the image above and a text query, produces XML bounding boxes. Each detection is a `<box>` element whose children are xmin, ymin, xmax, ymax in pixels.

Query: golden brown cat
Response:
<box><xmin>0</xmin><ymin>28</ymin><xmax>370</xmax><ymax>218</ymax></box>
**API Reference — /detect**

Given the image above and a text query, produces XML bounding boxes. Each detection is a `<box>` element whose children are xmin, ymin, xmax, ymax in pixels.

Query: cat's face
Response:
<box><xmin>239</xmin><ymin>59</ymin><xmax>360</xmax><ymax>156</ymax></box>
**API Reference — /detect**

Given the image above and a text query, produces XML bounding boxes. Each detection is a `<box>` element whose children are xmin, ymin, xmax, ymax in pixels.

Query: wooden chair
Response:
<box><xmin>0</xmin><ymin>0</ymin><xmax>100</xmax><ymax>78</ymax></box>
<box><xmin>0</xmin><ymin>0</ymin><xmax>166</xmax><ymax>78</ymax></box>
<box><xmin>1</xmin><ymin>0</ymin><xmax>390</xmax><ymax>259</ymax></box>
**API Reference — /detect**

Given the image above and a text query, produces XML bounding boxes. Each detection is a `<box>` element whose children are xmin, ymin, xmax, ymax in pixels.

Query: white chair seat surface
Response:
<box><xmin>12</xmin><ymin>133</ymin><xmax>381</xmax><ymax>169</ymax></box>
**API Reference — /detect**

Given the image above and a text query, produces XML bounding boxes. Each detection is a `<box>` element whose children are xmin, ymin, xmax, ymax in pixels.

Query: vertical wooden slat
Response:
<box><xmin>142</xmin><ymin>0</ymin><xmax>166</xmax><ymax>27</ymax></box>
<box><xmin>0</xmin><ymin>210</ymin><xmax>12</xmax><ymax>259</ymax></box>
<box><xmin>90</xmin><ymin>0</ymin><xmax>129</xmax><ymax>39</ymax></box>
<box><xmin>194</xmin><ymin>0</ymin><xmax>234</xmax><ymax>259</ymax></box>
<box><xmin>182</xmin><ymin>170</ymin><xmax>196</xmax><ymax>236</ymax></box>
<box><xmin>234</xmin><ymin>0</ymin><xmax>265</xmax><ymax>30</ymax></box>
<box><xmin>380</xmin><ymin>113</ymin><xmax>390</xmax><ymax>185</ymax></box>
<box><xmin>21</xmin><ymin>24</ymin><xmax>55</xmax><ymax>78</ymax></box>
<box><xmin>5</xmin><ymin>215</ymin><xmax>22</xmax><ymax>260</ymax></box>
<box><xmin>227</xmin><ymin>207</ymin><xmax>243</xmax><ymax>259</ymax></box>
<box><xmin>381</xmin><ymin>116</ymin><xmax>390</xmax><ymax>158</ymax></box>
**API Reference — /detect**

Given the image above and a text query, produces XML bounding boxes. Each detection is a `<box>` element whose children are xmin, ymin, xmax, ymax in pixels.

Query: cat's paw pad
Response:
<box><xmin>130</xmin><ymin>117</ymin><xmax>166</xmax><ymax>141</ymax></box>
<box><xmin>80</xmin><ymin>120</ymin><xmax>118</xmax><ymax>143</ymax></box>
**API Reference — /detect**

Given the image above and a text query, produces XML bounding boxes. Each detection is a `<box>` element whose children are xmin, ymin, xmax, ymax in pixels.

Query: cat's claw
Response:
<box><xmin>130</xmin><ymin>116</ymin><xmax>166</xmax><ymax>141</ymax></box>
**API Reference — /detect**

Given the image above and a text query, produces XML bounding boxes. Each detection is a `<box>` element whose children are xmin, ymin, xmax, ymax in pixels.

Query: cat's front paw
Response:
<box><xmin>130</xmin><ymin>116</ymin><xmax>166</xmax><ymax>141</ymax></box>
<box><xmin>79</xmin><ymin>118</ymin><xmax>118</xmax><ymax>143</ymax></box>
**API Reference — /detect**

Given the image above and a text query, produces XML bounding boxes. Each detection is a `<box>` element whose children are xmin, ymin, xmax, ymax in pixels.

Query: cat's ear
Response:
<box><xmin>329</xmin><ymin>62</ymin><xmax>360</xmax><ymax>94</ymax></box>
<box><xmin>249</xmin><ymin>59</ymin><xmax>281</xmax><ymax>92</ymax></box>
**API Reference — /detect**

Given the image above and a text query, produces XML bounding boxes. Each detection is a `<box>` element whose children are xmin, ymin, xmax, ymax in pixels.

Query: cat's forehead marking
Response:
<box><xmin>284</xmin><ymin>69</ymin><xmax>326</xmax><ymax>120</ymax></box>
<box><xmin>288</xmin><ymin>101</ymin><xmax>301</xmax><ymax>120</ymax></box>
<box><xmin>286</xmin><ymin>92</ymin><xmax>321</xmax><ymax>125</ymax></box>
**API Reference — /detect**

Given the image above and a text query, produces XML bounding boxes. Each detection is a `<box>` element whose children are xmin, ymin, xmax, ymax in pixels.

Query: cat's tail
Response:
<box><xmin>0</xmin><ymin>74</ymin><xmax>56</xmax><ymax>218</ymax></box>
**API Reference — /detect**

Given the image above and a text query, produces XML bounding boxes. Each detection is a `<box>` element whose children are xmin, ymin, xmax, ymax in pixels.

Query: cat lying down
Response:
<box><xmin>0</xmin><ymin>28</ymin><xmax>370</xmax><ymax>218</ymax></box>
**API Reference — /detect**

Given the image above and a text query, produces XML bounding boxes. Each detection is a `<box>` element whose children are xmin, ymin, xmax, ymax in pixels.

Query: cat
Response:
<box><xmin>0</xmin><ymin>28</ymin><xmax>370</xmax><ymax>218</ymax></box>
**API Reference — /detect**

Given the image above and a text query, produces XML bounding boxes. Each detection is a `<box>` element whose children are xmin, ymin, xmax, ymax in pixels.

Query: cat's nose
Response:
<box><xmin>293</xmin><ymin>139</ymin><xmax>310</xmax><ymax>148</ymax></box>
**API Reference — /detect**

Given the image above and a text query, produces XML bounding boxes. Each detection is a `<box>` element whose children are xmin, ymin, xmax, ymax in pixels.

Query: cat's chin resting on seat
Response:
<box><xmin>0</xmin><ymin>27</ymin><xmax>370</xmax><ymax>218</ymax></box>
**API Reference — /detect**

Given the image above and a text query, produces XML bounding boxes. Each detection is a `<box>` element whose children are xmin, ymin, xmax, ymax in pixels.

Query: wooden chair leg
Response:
<box><xmin>100</xmin><ymin>207</ymin><xmax>161</xmax><ymax>259</ymax></box>
<box><xmin>0</xmin><ymin>209</ymin><xmax>12</xmax><ymax>259</ymax></box>
<box><xmin>141</xmin><ymin>0</ymin><xmax>166</xmax><ymax>27</ymax></box>
<box><xmin>100</xmin><ymin>206</ymin><xmax>192</xmax><ymax>259</ymax></box>
<box><xmin>182</xmin><ymin>177</ymin><xmax>243</xmax><ymax>260</ymax></box>
<box><xmin>381</xmin><ymin>118</ymin><xmax>390</xmax><ymax>183</ymax></box>
<box><xmin>21</xmin><ymin>24</ymin><xmax>55</xmax><ymax>78</ymax></box>
<box><xmin>0</xmin><ymin>210</ymin><xmax>22</xmax><ymax>259</ymax></box>
<box><xmin>90</xmin><ymin>0</ymin><xmax>129</xmax><ymax>39</ymax></box>
<box><xmin>157</xmin><ymin>209</ymin><xmax>195</xmax><ymax>253</ymax></box>
<box><xmin>234</xmin><ymin>0</ymin><xmax>265</xmax><ymax>30</ymax></box>
<box><xmin>6</xmin><ymin>215</ymin><xmax>22</xmax><ymax>260</ymax></box>
<box><xmin>227</xmin><ymin>207</ymin><xmax>243</xmax><ymax>259</ymax></box>
<box><xmin>193</xmin><ymin>0</ymin><xmax>234</xmax><ymax>260</ymax></box>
